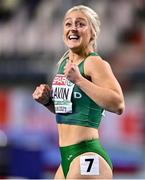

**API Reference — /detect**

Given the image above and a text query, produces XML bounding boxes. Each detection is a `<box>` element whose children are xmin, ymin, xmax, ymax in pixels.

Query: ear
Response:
<box><xmin>90</xmin><ymin>33</ymin><xmax>95</xmax><ymax>41</ymax></box>
<box><xmin>89</xmin><ymin>36</ymin><xmax>94</xmax><ymax>44</ymax></box>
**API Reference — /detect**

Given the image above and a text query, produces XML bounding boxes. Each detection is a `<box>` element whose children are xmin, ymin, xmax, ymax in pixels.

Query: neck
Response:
<box><xmin>68</xmin><ymin>47</ymin><xmax>94</xmax><ymax>63</ymax></box>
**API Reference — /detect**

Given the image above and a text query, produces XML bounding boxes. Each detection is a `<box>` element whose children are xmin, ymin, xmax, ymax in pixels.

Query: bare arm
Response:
<box><xmin>64</xmin><ymin>56</ymin><xmax>125</xmax><ymax>114</ymax></box>
<box><xmin>32</xmin><ymin>84</ymin><xmax>55</xmax><ymax>113</ymax></box>
<box><xmin>79</xmin><ymin>57</ymin><xmax>125</xmax><ymax>114</ymax></box>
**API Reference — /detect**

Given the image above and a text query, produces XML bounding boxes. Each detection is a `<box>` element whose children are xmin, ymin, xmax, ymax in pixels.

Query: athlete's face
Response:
<box><xmin>63</xmin><ymin>11</ymin><xmax>92</xmax><ymax>52</ymax></box>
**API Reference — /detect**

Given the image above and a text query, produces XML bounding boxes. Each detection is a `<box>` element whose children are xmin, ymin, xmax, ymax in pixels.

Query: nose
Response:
<box><xmin>71</xmin><ymin>24</ymin><xmax>77</xmax><ymax>31</ymax></box>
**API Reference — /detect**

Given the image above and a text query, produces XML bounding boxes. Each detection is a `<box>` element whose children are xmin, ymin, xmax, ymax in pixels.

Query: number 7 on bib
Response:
<box><xmin>80</xmin><ymin>155</ymin><xmax>99</xmax><ymax>175</ymax></box>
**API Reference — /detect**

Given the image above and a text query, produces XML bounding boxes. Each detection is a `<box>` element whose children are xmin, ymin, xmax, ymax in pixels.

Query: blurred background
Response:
<box><xmin>0</xmin><ymin>0</ymin><xmax>145</xmax><ymax>179</ymax></box>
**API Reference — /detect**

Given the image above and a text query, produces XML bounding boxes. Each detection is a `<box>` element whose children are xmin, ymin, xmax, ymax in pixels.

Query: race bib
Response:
<box><xmin>80</xmin><ymin>155</ymin><xmax>99</xmax><ymax>175</ymax></box>
<box><xmin>52</xmin><ymin>74</ymin><xmax>74</xmax><ymax>113</ymax></box>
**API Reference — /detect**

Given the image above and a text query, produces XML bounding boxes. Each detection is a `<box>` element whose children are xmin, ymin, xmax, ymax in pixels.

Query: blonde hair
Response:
<box><xmin>58</xmin><ymin>5</ymin><xmax>101</xmax><ymax>66</ymax></box>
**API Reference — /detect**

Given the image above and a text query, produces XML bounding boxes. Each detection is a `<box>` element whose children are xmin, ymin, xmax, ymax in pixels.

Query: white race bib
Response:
<box><xmin>52</xmin><ymin>74</ymin><xmax>74</xmax><ymax>113</ymax></box>
<box><xmin>80</xmin><ymin>155</ymin><xmax>99</xmax><ymax>175</ymax></box>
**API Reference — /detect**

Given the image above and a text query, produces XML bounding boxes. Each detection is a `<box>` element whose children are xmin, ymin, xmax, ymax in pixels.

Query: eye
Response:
<box><xmin>79</xmin><ymin>22</ymin><xmax>85</xmax><ymax>27</ymax></box>
<box><xmin>65</xmin><ymin>22</ymin><xmax>72</xmax><ymax>27</ymax></box>
<box><xmin>76</xmin><ymin>22</ymin><xmax>86</xmax><ymax>28</ymax></box>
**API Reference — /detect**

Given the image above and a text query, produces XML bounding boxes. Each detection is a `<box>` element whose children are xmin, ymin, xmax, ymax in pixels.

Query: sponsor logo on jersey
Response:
<box><xmin>53</xmin><ymin>74</ymin><xmax>73</xmax><ymax>86</ymax></box>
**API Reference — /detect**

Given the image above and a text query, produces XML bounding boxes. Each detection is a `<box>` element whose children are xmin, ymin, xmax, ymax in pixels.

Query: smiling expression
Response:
<box><xmin>63</xmin><ymin>10</ymin><xmax>93</xmax><ymax>52</ymax></box>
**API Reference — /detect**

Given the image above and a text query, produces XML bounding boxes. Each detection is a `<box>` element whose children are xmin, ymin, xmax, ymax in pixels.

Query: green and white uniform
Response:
<box><xmin>52</xmin><ymin>52</ymin><xmax>104</xmax><ymax>128</ymax></box>
<box><xmin>52</xmin><ymin>52</ymin><xmax>112</xmax><ymax>178</ymax></box>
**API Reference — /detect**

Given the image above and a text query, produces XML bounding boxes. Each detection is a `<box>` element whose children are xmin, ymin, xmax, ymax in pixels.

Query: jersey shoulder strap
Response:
<box><xmin>79</xmin><ymin>52</ymin><xmax>99</xmax><ymax>74</ymax></box>
<box><xmin>87</xmin><ymin>52</ymin><xmax>99</xmax><ymax>56</ymax></box>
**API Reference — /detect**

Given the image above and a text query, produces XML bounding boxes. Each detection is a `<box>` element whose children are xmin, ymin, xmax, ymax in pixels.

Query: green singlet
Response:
<box><xmin>52</xmin><ymin>52</ymin><xmax>104</xmax><ymax>129</ymax></box>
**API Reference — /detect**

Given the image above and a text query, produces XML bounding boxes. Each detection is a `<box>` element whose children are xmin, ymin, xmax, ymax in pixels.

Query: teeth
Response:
<box><xmin>69</xmin><ymin>35</ymin><xmax>79</xmax><ymax>40</ymax></box>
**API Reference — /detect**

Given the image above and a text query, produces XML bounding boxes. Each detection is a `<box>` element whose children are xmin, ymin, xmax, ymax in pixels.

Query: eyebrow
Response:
<box><xmin>64</xmin><ymin>17</ymin><xmax>87</xmax><ymax>22</ymax></box>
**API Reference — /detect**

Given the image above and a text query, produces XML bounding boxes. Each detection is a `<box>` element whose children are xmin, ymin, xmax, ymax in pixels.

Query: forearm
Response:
<box><xmin>76</xmin><ymin>77</ymin><xmax>124</xmax><ymax>114</ymax></box>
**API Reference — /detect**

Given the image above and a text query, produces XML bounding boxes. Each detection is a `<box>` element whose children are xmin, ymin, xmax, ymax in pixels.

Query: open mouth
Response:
<box><xmin>68</xmin><ymin>35</ymin><xmax>80</xmax><ymax>40</ymax></box>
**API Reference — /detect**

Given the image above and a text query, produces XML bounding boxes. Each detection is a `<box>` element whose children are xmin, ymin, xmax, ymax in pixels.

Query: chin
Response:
<box><xmin>68</xmin><ymin>43</ymin><xmax>81</xmax><ymax>49</ymax></box>
<box><xmin>69</xmin><ymin>46</ymin><xmax>81</xmax><ymax>52</ymax></box>
<box><xmin>65</xmin><ymin>40</ymin><xmax>81</xmax><ymax>48</ymax></box>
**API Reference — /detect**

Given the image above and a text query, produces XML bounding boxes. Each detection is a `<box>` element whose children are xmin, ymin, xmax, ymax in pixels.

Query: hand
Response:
<box><xmin>32</xmin><ymin>84</ymin><xmax>51</xmax><ymax>105</ymax></box>
<box><xmin>64</xmin><ymin>59</ymin><xmax>82</xmax><ymax>84</ymax></box>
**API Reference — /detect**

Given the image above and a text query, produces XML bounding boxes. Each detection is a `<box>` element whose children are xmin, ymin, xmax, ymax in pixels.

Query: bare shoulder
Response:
<box><xmin>84</xmin><ymin>55</ymin><xmax>112</xmax><ymax>76</ymax></box>
<box><xmin>84</xmin><ymin>55</ymin><xmax>122</xmax><ymax>94</ymax></box>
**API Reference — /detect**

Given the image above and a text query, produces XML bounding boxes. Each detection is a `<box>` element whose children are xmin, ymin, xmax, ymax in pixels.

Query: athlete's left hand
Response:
<box><xmin>64</xmin><ymin>59</ymin><xmax>83</xmax><ymax>84</ymax></box>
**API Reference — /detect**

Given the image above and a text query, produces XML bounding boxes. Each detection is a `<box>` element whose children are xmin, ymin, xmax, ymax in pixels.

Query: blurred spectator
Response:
<box><xmin>0</xmin><ymin>0</ymin><xmax>21</xmax><ymax>23</ymax></box>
